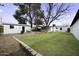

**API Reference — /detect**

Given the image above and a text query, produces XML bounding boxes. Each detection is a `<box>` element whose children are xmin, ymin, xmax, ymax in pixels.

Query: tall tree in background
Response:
<box><xmin>13</xmin><ymin>3</ymin><xmax>41</xmax><ymax>33</ymax></box>
<box><xmin>14</xmin><ymin>3</ymin><xmax>41</xmax><ymax>29</ymax></box>
<box><xmin>27</xmin><ymin>3</ymin><xmax>41</xmax><ymax>29</ymax></box>
<box><xmin>34</xmin><ymin>7</ymin><xmax>44</xmax><ymax>30</ymax></box>
<box><xmin>40</xmin><ymin>3</ymin><xmax>70</xmax><ymax>31</ymax></box>
<box><xmin>13</xmin><ymin>4</ymin><xmax>27</xmax><ymax>33</ymax></box>
<box><xmin>13</xmin><ymin>3</ymin><xmax>70</xmax><ymax>32</ymax></box>
<box><xmin>34</xmin><ymin>18</ymin><xmax>44</xmax><ymax>31</ymax></box>
<box><xmin>34</xmin><ymin>19</ymin><xmax>43</xmax><ymax>26</ymax></box>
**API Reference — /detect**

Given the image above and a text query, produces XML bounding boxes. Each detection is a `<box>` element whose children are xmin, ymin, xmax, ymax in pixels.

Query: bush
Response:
<box><xmin>32</xmin><ymin>27</ymin><xmax>42</xmax><ymax>32</ymax></box>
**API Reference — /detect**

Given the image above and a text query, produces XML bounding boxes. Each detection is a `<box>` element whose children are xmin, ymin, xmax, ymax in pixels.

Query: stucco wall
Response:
<box><xmin>3</xmin><ymin>25</ymin><xmax>31</xmax><ymax>34</ymax></box>
<box><xmin>3</xmin><ymin>25</ymin><xmax>22</xmax><ymax>34</ymax></box>
<box><xmin>55</xmin><ymin>26</ymin><xmax>68</xmax><ymax>32</ymax></box>
<box><xmin>71</xmin><ymin>19</ymin><xmax>79</xmax><ymax>40</ymax></box>
<box><xmin>25</xmin><ymin>26</ymin><xmax>31</xmax><ymax>32</ymax></box>
<box><xmin>48</xmin><ymin>26</ymin><xmax>68</xmax><ymax>32</ymax></box>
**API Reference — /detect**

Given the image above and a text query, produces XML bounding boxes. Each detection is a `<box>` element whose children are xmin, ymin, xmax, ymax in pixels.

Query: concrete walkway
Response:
<box><xmin>0</xmin><ymin>34</ymin><xmax>30</xmax><ymax>56</ymax></box>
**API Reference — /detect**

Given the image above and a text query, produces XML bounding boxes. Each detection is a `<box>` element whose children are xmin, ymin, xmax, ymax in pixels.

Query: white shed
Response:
<box><xmin>48</xmin><ymin>25</ymin><xmax>69</xmax><ymax>32</ymax></box>
<box><xmin>0</xmin><ymin>23</ymin><xmax>31</xmax><ymax>34</ymax></box>
<box><xmin>70</xmin><ymin>10</ymin><xmax>79</xmax><ymax>40</ymax></box>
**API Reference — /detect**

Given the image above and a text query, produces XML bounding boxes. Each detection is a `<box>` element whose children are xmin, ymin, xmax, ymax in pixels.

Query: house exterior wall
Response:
<box><xmin>48</xmin><ymin>26</ymin><xmax>68</xmax><ymax>32</ymax></box>
<box><xmin>71</xmin><ymin>19</ymin><xmax>79</xmax><ymax>40</ymax></box>
<box><xmin>3</xmin><ymin>25</ymin><xmax>31</xmax><ymax>34</ymax></box>
<box><xmin>25</xmin><ymin>26</ymin><xmax>31</xmax><ymax>32</ymax></box>
<box><xmin>3</xmin><ymin>25</ymin><xmax>22</xmax><ymax>34</ymax></box>
<box><xmin>55</xmin><ymin>26</ymin><xmax>68</xmax><ymax>32</ymax></box>
<box><xmin>48</xmin><ymin>27</ymin><xmax>53</xmax><ymax>32</ymax></box>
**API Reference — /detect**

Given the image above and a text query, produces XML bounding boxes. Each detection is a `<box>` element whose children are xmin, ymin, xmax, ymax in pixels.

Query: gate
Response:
<box><xmin>0</xmin><ymin>25</ymin><xmax>3</xmax><ymax>34</ymax></box>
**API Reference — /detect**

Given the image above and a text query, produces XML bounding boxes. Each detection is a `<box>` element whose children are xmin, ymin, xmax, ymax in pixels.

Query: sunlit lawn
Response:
<box><xmin>17</xmin><ymin>32</ymin><xmax>79</xmax><ymax>56</ymax></box>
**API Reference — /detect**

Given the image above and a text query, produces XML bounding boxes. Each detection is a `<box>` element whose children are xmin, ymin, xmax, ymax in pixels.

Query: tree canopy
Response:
<box><xmin>13</xmin><ymin>3</ymin><xmax>70</xmax><ymax>32</ymax></box>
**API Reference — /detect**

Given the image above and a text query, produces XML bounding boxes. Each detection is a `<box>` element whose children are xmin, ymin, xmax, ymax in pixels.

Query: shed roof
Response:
<box><xmin>2</xmin><ymin>23</ymin><xmax>30</xmax><ymax>27</ymax></box>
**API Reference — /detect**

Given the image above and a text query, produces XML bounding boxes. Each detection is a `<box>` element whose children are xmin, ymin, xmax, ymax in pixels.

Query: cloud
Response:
<box><xmin>67</xmin><ymin>14</ymin><xmax>71</xmax><ymax>17</ymax></box>
<box><xmin>0</xmin><ymin>9</ymin><xmax>3</xmax><ymax>13</ymax></box>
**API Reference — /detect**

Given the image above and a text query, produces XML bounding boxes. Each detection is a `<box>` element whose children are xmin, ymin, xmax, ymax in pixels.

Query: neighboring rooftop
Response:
<box><xmin>70</xmin><ymin>9</ymin><xmax>79</xmax><ymax>26</ymax></box>
<box><xmin>1</xmin><ymin>23</ymin><xmax>30</xmax><ymax>27</ymax></box>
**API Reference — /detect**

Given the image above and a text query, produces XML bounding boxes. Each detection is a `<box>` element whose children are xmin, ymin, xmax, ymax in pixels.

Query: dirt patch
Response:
<box><xmin>0</xmin><ymin>34</ymin><xmax>30</xmax><ymax>56</ymax></box>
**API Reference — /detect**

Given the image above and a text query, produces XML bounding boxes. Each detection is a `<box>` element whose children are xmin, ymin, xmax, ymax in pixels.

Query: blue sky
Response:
<box><xmin>0</xmin><ymin>3</ymin><xmax>79</xmax><ymax>26</ymax></box>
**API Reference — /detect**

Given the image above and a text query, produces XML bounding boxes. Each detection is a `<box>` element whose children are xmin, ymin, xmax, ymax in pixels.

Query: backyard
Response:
<box><xmin>17</xmin><ymin>32</ymin><xmax>79</xmax><ymax>56</ymax></box>
<box><xmin>0</xmin><ymin>34</ymin><xmax>31</xmax><ymax>56</ymax></box>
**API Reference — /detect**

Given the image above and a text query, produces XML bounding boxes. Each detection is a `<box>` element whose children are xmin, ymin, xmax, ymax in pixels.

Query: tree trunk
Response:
<box><xmin>21</xmin><ymin>26</ymin><xmax>25</xmax><ymax>34</ymax></box>
<box><xmin>30</xmin><ymin>18</ymin><xmax>33</xmax><ymax>30</ymax></box>
<box><xmin>46</xmin><ymin>27</ymin><xmax>48</xmax><ymax>32</ymax></box>
<box><xmin>31</xmin><ymin>23</ymin><xmax>32</xmax><ymax>29</ymax></box>
<box><xmin>46</xmin><ymin>25</ymin><xmax>48</xmax><ymax>32</ymax></box>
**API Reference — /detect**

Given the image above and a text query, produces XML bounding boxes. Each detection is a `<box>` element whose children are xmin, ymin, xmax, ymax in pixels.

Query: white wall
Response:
<box><xmin>48</xmin><ymin>26</ymin><xmax>68</xmax><ymax>32</ymax></box>
<box><xmin>71</xmin><ymin>19</ymin><xmax>79</xmax><ymax>40</ymax></box>
<box><xmin>25</xmin><ymin>26</ymin><xmax>31</xmax><ymax>32</ymax></box>
<box><xmin>3</xmin><ymin>25</ymin><xmax>31</xmax><ymax>34</ymax></box>
<box><xmin>48</xmin><ymin>27</ymin><xmax>53</xmax><ymax>32</ymax></box>
<box><xmin>3</xmin><ymin>25</ymin><xmax>22</xmax><ymax>34</ymax></box>
<box><xmin>55</xmin><ymin>26</ymin><xmax>68</xmax><ymax>32</ymax></box>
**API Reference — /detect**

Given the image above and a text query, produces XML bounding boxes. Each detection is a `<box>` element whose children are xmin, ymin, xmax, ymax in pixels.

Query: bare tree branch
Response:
<box><xmin>48</xmin><ymin>3</ymin><xmax>70</xmax><ymax>26</ymax></box>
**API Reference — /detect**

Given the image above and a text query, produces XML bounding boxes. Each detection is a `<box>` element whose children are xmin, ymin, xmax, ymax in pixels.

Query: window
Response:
<box><xmin>10</xmin><ymin>25</ymin><xmax>14</xmax><ymax>29</ymax></box>
<box><xmin>60</xmin><ymin>27</ymin><xmax>62</xmax><ymax>30</ymax></box>
<box><xmin>52</xmin><ymin>24</ymin><xmax>55</xmax><ymax>27</ymax></box>
<box><xmin>56</xmin><ymin>27</ymin><xmax>58</xmax><ymax>29</ymax></box>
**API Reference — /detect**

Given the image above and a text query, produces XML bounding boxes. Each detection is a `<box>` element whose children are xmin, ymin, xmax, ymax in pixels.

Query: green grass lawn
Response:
<box><xmin>17</xmin><ymin>32</ymin><xmax>79</xmax><ymax>56</ymax></box>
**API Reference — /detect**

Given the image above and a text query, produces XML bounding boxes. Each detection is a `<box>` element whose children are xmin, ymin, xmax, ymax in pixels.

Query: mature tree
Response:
<box><xmin>40</xmin><ymin>3</ymin><xmax>70</xmax><ymax>32</ymax></box>
<box><xmin>34</xmin><ymin>18</ymin><xmax>44</xmax><ymax>31</ymax></box>
<box><xmin>13</xmin><ymin>10</ymin><xmax>26</xmax><ymax>33</ymax></box>
<box><xmin>13</xmin><ymin>3</ymin><xmax>70</xmax><ymax>32</ymax></box>
<box><xmin>34</xmin><ymin>19</ymin><xmax>43</xmax><ymax>25</ymax></box>
<box><xmin>27</xmin><ymin>3</ymin><xmax>41</xmax><ymax>29</ymax></box>
<box><xmin>14</xmin><ymin>3</ymin><xmax>41</xmax><ymax>28</ymax></box>
<box><xmin>34</xmin><ymin>8</ymin><xmax>44</xmax><ymax>30</ymax></box>
<box><xmin>13</xmin><ymin>3</ymin><xmax>28</xmax><ymax>33</ymax></box>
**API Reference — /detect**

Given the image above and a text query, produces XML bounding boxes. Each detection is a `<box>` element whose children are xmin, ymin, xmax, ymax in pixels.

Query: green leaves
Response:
<box><xmin>34</xmin><ymin>19</ymin><xmax>43</xmax><ymax>25</ymax></box>
<box><xmin>19</xmin><ymin>4</ymin><xmax>28</xmax><ymax>14</ymax></box>
<box><xmin>13</xmin><ymin>3</ymin><xmax>42</xmax><ymax>28</ymax></box>
<box><xmin>32</xmin><ymin>3</ymin><xmax>41</xmax><ymax>10</ymax></box>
